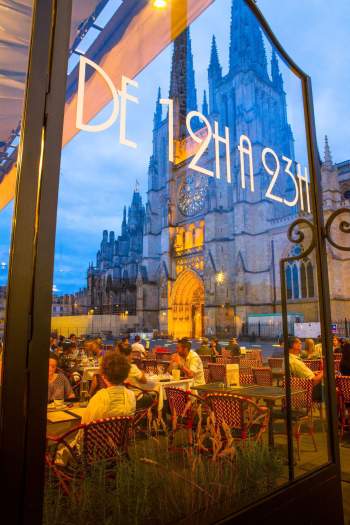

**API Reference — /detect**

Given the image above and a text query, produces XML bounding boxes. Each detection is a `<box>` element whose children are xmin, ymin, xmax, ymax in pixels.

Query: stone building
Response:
<box><xmin>78</xmin><ymin>0</ymin><xmax>350</xmax><ymax>337</ymax></box>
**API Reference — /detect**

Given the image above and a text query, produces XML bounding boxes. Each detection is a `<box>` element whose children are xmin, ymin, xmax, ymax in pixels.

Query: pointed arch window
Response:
<box><xmin>284</xmin><ymin>246</ymin><xmax>315</xmax><ymax>300</ymax></box>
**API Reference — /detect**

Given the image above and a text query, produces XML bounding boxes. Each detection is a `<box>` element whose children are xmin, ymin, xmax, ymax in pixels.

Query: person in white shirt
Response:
<box><xmin>169</xmin><ymin>338</ymin><xmax>206</xmax><ymax>387</ymax></box>
<box><xmin>288</xmin><ymin>336</ymin><xmax>323</xmax><ymax>401</ymax></box>
<box><xmin>131</xmin><ymin>335</ymin><xmax>147</xmax><ymax>358</ymax></box>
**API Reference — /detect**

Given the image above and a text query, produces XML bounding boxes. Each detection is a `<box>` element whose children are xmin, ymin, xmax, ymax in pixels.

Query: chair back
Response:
<box><xmin>199</xmin><ymin>354</ymin><xmax>212</xmax><ymax>366</ymax></box>
<box><xmin>248</xmin><ymin>349</ymin><xmax>263</xmax><ymax>364</ymax></box>
<box><xmin>142</xmin><ymin>359</ymin><xmax>158</xmax><ymax>375</ymax></box>
<box><xmin>252</xmin><ymin>367</ymin><xmax>272</xmax><ymax>386</ymax></box>
<box><xmin>336</xmin><ymin>376</ymin><xmax>350</xmax><ymax>403</ymax></box>
<box><xmin>83</xmin><ymin>417</ymin><xmax>132</xmax><ymax>464</ymax></box>
<box><xmin>165</xmin><ymin>387</ymin><xmax>190</xmax><ymax>417</ymax></box>
<box><xmin>303</xmin><ymin>359</ymin><xmax>322</xmax><ymax>372</ymax></box>
<box><xmin>334</xmin><ymin>359</ymin><xmax>341</xmax><ymax>372</ymax></box>
<box><xmin>268</xmin><ymin>357</ymin><xmax>284</xmax><ymax>369</ymax></box>
<box><xmin>239</xmin><ymin>358</ymin><xmax>260</xmax><ymax>371</ymax></box>
<box><xmin>216</xmin><ymin>357</ymin><xmax>232</xmax><ymax>365</ymax></box>
<box><xmin>282</xmin><ymin>377</ymin><xmax>313</xmax><ymax>412</ymax></box>
<box><xmin>208</xmin><ymin>363</ymin><xmax>226</xmax><ymax>382</ymax></box>
<box><xmin>334</xmin><ymin>353</ymin><xmax>342</xmax><ymax>361</ymax></box>
<box><xmin>239</xmin><ymin>371</ymin><xmax>254</xmax><ymax>385</ymax></box>
<box><xmin>205</xmin><ymin>393</ymin><xmax>244</xmax><ymax>430</ymax></box>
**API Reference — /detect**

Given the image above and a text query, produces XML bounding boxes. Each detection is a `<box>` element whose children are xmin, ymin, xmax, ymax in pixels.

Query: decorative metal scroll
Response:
<box><xmin>324</xmin><ymin>208</ymin><xmax>350</xmax><ymax>251</ymax></box>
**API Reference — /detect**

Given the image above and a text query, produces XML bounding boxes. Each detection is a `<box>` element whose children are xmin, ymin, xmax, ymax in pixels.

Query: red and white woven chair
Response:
<box><xmin>239</xmin><ymin>370</ymin><xmax>254</xmax><ymax>385</ymax></box>
<box><xmin>252</xmin><ymin>367</ymin><xmax>273</xmax><ymax>386</ymax></box>
<box><xmin>275</xmin><ymin>377</ymin><xmax>316</xmax><ymax>460</ymax></box>
<box><xmin>164</xmin><ymin>387</ymin><xmax>203</xmax><ymax>447</ymax></box>
<box><xmin>303</xmin><ymin>359</ymin><xmax>322</xmax><ymax>372</ymax></box>
<box><xmin>239</xmin><ymin>358</ymin><xmax>260</xmax><ymax>371</ymax></box>
<box><xmin>216</xmin><ymin>356</ymin><xmax>232</xmax><ymax>365</ymax></box>
<box><xmin>268</xmin><ymin>357</ymin><xmax>284</xmax><ymax>370</ymax></box>
<box><xmin>205</xmin><ymin>393</ymin><xmax>269</xmax><ymax>443</ymax></box>
<box><xmin>208</xmin><ymin>363</ymin><xmax>226</xmax><ymax>383</ymax></box>
<box><xmin>46</xmin><ymin>416</ymin><xmax>132</xmax><ymax>494</ymax></box>
<box><xmin>141</xmin><ymin>359</ymin><xmax>158</xmax><ymax>375</ymax></box>
<box><xmin>336</xmin><ymin>375</ymin><xmax>350</xmax><ymax>439</ymax></box>
<box><xmin>199</xmin><ymin>354</ymin><xmax>212</xmax><ymax>367</ymax></box>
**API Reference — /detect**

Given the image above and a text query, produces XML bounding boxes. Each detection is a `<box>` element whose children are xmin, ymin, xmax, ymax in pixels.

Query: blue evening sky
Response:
<box><xmin>0</xmin><ymin>0</ymin><xmax>349</xmax><ymax>294</ymax></box>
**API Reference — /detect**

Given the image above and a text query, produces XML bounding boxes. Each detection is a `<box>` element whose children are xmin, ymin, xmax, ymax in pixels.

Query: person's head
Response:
<box><xmin>69</xmin><ymin>333</ymin><xmax>77</xmax><ymax>341</ymax></box>
<box><xmin>118</xmin><ymin>343</ymin><xmax>132</xmax><ymax>361</ymax></box>
<box><xmin>63</xmin><ymin>342</ymin><xmax>74</xmax><ymax>355</ymax></box>
<box><xmin>121</xmin><ymin>336</ymin><xmax>129</xmax><ymax>348</ymax></box>
<box><xmin>177</xmin><ymin>337</ymin><xmax>191</xmax><ymax>358</ymax></box>
<box><xmin>288</xmin><ymin>336</ymin><xmax>302</xmax><ymax>355</ymax></box>
<box><xmin>333</xmin><ymin>335</ymin><xmax>341</xmax><ymax>350</ymax></box>
<box><xmin>201</xmin><ymin>337</ymin><xmax>209</xmax><ymax>345</ymax></box>
<box><xmin>210</xmin><ymin>338</ymin><xmax>217</xmax><ymax>347</ymax></box>
<box><xmin>48</xmin><ymin>354</ymin><xmax>59</xmax><ymax>379</ymax></box>
<box><xmin>101</xmin><ymin>352</ymin><xmax>130</xmax><ymax>386</ymax></box>
<box><xmin>304</xmin><ymin>338</ymin><xmax>315</xmax><ymax>356</ymax></box>
<box><xmin>230</xmin><ymin>337</ymin><xmax>237</xmax><ymax>344</ymax></box>
<box><xmin>134</xmin><ymin>335</ymin><xmax>141</xmax><ymax>343</ymax></box>
<box><xmin>50</xmin><ymin>336</ymin><xmax>57</xmax><ymax>347</ymax></box>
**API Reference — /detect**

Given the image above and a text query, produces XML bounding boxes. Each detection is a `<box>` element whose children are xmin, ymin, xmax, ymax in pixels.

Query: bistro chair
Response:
<box><xmin>303</xmin><ymin>359</ymin><xmax>322</xmax><ymax>372</ymax></box>
<box><xmin>199</xmin><ymin>354</ymin><xmax>212</xmax><ymax>367</ymax></box>
<box><xmin>334</xmin><ymin>359</ymin><xmax>341</xmax><ymax>373</ymax></box>
<box><xmin>46</xmin><ymin>416</ymin><xmax>132</xmax><ymax>494</ymax></box>
<box><xmin>141</xmin><ymin>359</ymin><xmax>158</xmax><ymax>375</ymax></box>
<box><xmin>205</xmin><ymin>393</ymin><xmax>269</xmax><ymax>443</ymax></box>
<box><xmin>275</xmin><ymin>377</ymin><xmax>316</xmax><ymax>460</ymax></box>
<box><xmin>336</xmin><ymin>375</ymin><xmax>350</xmax><ymax>439</ymax></box>
<box><xmin>208</xmin><ymin>363</ymin><xmax>226</xmax><ymax>383</ymax></box>
<box><xmin>239</xmin><ymin>370</ymin><xmax>254</xmax><ymax>385</ymax></box>
<box><xmin>252</xmin><ymin>367</ymin><xmax>273</xmax><ymax>386</ymax></box>
<box><xmin>164</xmin><ymin>387</ymin><xmax>203</xmax><ymax>448</ymax></box>
<box><xmin>248</xmin><ymin>349</ymin><xmax>263</xmax><ymax>364</ymax></box>
<box><xmin>125</xmin><ymin>383</ymin><xmax>159</xmax><ymax>437</ymax></box>
<box><xmin>216</xmin><ymin>356</ymin><xmax>232</xmax><ymax>365</ymax></box>
<box><xmin>334</xmin><ymin>353</ymin><xmax>343</xmax><ymax>361</ymax></box>
<box><xmin>239</xmin><ymin>358</ymin><xmax>260</xmax><ymax>371</ymax></box>
<box><xmin>268</xmin><ymin>357</ymin><xmax>284</xmax><ymax>370</ymax></box>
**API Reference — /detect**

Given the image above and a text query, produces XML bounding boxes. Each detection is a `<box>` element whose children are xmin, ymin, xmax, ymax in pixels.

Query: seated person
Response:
<box><xmin>340</xmin><ymin>341</ymin><xmax>350</xmax><ymax>376</ymax></box>
<box><xmin>303</xmin><ymin>338</ymin><xmax>322</xmax><ymax>359</ymax></box>
<box><xmin>48</xmin><ymin>354</ymin><xmax>75</xmax><ymax>402</ymax></box>
<box><xmin>227</xmin><ymin>337</ymin><xmax>241</xmax><ymax>357</ymax></box>
<box><xmin>82</xmin><ymin>352</ymin><xmax>136</xmax><ymax>424</ymax></box>
<box><xmin>209</xmin><ymin>337</ymin><xmax>222</xmax><ymax>357</ymax></box>
<box><xmin>288</xmin><ymin>336</ymin><xmax>323</xmax><ymax>401</ymax></box>
<box><xmin>333</xmin><ymin>335</ymin><xmax>342</xmax><ymax>354</ymax></box>
<box><xmin>131</xmin><ymin>335</ymin><xmax>147</xmax><ymax>358</ymax></box>
<box><xmin>119</xmin><ymin>345</ymin><xmax>155</xmax><ymax>410</ymax></box>
<box><xmin>196</xmin><ymin>337</ymin><xmax>210</xmax><ymax>356</ymax></box>
<box><xmin>169</xmin><ymin>338</ymin><xmax>205</xmax><ymax>387</ymax></box>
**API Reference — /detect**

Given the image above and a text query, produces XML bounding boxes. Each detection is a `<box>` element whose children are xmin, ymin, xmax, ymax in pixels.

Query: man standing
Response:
<box><xmin>170</xmin><ymin>338</ymin><xmax>205</xmax><ymax>386</ymax></box>
<box><xmin>288</xmin><ymin>336</ymin><xmax>323</xmax><ymax>400</ymax></box>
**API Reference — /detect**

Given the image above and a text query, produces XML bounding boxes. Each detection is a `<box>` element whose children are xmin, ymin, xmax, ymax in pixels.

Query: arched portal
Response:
<box><xmin>170</xmin><ymin>269</ymin><xmax>204</xmax><ymax>339</ymax></box>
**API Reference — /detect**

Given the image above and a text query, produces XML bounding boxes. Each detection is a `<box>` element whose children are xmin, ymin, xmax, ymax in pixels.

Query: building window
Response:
<box><xmin>285</xmin><ymin>257</ymin><xmax>315</xmax><ymax>300</ymax></box>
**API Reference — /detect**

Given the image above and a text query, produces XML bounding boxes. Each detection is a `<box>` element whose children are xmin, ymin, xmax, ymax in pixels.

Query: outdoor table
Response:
<box><xmin>195</xmin><ymin>383</ymin><xmax>302</xmax><ymax>448</ymax></box>
<box><xmin>47</xmin><ymin>404</ymin><xmax>87</xmax><ymax>438</ymax></box>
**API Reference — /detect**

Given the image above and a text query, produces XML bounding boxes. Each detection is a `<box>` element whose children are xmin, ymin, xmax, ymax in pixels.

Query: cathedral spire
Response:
<box><xmin>324</xmin><ymin>135</ymin><xmax>333</xmax><ymax>168</ymax></box>
<box><xmin>169</xmin><ymin>28</ymin><xmax>198</xmax><ymax>135</ymax></box>
<box><xmin>271</xmin><ymin>50</ymin><xmax>283</xmax><ymax>91</ymax></box>
<box><xmin>202</xmin><ymin>90</ymin><xmax>209</xmax><ymax>117</ymax></box>
<box><xmin>208</xmin><ymin>35</ymin><xmax>222</xmax><ymax>78</ymax></box>
<box><xmin>229</xmin><ymin>0</ymin><xmax>268</xmax><ymax>80</ymax></box>
<box><xmin>153</xmin><ymin>87</ymin><xmax>162</xmax><ymax>129</ymax></box>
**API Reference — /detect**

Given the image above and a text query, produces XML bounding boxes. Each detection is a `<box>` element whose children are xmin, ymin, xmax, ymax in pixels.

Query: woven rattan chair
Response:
<box><xmin>275</xmin><ymin>377</ymin><xmax>316</xmax><ymax>460</ymax></box>
<box><xmin>336</xmin><ymin>375</ymin><xmax>350</xmax><ymax>439</ymax></box>
<box><xmin>208</xmin><ymin>363</ymin><xmax>226</xmax><ymax>383</ymax></box>
<box><xmin>252</xmin><ymin>367</ymin><xmax>273</xmax><ymax>386</ymax></box>
<box><xmin>268</xmin><ymin>357</ymin><xmax>284</xmax><ymax>369</ymax></box>
<box><xmin>216</xmin><ymin>356</ymin><xmax>232</xmax><ymax>365</ymax></box>
<box><xmin>239</xmin><ymin>358</ymin><xmax>260</xmax><ymax>371</ymax></box>
<box><xmin>205</xmin><ymin>393</ymin><xmax>269</xmax><ymax>443</ymax></box>
<box><xmin>239</xmin><ymin>370</ymin><xmax>254</xmax><ymax>385</ymax></box>
<box><xmin>141</xmin><ymin>359</ymin><xmax>158</xmax><ymax>375</ymax></box>
<box><xmin>303</xmin><ymin>359</ymin><xmax>322</xmax><ymax>372</ymax></box>
<box><xmin>46</xmin><ymin>416</ymin><xmax>132</xmax><ymax>494</ymax></box>
<box><xmin>164</xmin><ymin>387</ymin><xmax>203</xmax><ymax>447</ymax></box>
<box><xmin>199</xmin><ymin>354</ymin><xmax>212</xmax><ymax>367</ymax></box>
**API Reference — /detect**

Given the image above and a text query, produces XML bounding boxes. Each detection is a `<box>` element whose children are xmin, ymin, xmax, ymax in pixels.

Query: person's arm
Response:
<box><xmin>63</xmin><ymin>374</ymin><xmax>75</xmax><ymax>399</ymax></box>
<box><xmin>312</xmin><ymin>370</ymin><xmax>323</xmax><ymax>385</ymax></box>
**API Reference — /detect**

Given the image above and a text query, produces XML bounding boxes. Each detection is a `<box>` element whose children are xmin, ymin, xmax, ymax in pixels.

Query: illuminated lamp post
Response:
<box><xmin>152</xmin><ymin>0</ymin><xmax>168</xmax><ymax>8</ymax></box>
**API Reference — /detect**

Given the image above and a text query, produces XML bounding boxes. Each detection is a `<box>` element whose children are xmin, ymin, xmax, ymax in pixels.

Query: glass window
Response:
<box><xmin>42</xmin><ymin>0</ymin><xmax>333</xmax><ymax>523</ymax></box>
